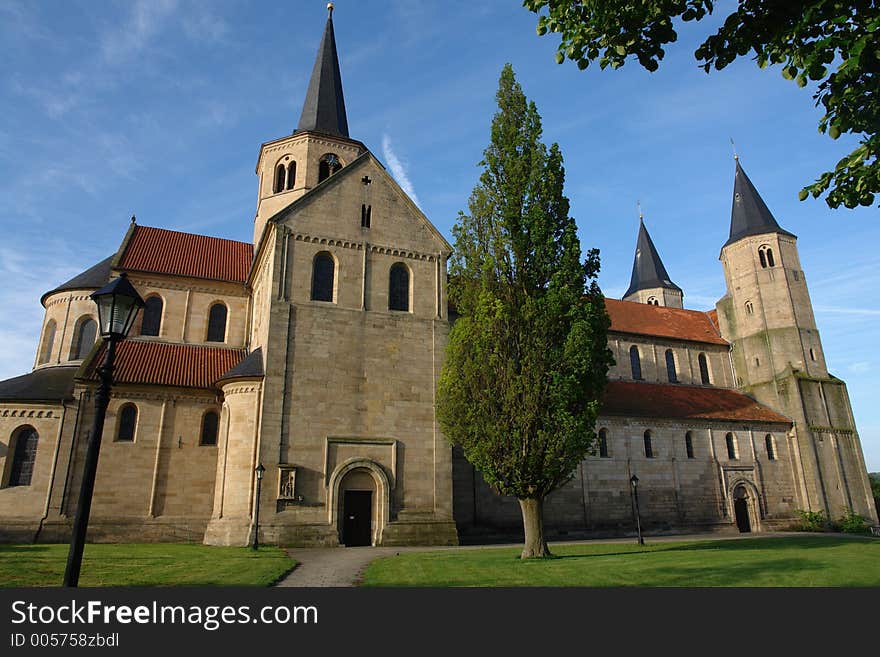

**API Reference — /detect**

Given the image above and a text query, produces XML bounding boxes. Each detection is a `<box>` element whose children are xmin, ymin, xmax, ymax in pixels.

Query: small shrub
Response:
<box><xmin>837</xmin><ymin>509</ymin><xmax>869</xmax><ymax>534</ymax></box>
<box><xmin>794</xmin><ymin>509</ymin><xmax>828</xmax><ymax>532</ymax></box>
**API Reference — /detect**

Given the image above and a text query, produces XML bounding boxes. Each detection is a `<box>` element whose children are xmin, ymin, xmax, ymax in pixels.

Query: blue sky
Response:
<box><xmin>1</xmin><ymin>1</ymin><xmax>878</xmax><ymax>470</ymax></box>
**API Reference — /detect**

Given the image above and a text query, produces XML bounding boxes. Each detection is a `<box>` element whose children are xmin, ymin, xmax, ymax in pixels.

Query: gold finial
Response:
<box><xmin>730</xmin><ymin>137</ymin><xmax>739</xmax><ymax>161</ymax></box>
<box><xmin>327</xmin><ymin>2</ymin><xmax>334</xmax><ymax>16</ymax></box>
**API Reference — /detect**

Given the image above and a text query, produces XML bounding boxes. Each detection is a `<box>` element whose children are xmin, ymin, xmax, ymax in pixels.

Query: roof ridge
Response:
<box><xmin>134</xmin><ymin>224</ymin><xmax>253</xmax><ymax>248</ymax></box>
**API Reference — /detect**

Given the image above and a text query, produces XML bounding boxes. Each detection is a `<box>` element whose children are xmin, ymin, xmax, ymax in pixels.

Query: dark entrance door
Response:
<box><xmin>734</xmin><ymin>497</ymin><xmax>751</xmax><ymax>533</ymax></box>
<box><xmin>343</xmin><ymin>490</ymin><xmax>373</xmax><ymax>546</ymax></box>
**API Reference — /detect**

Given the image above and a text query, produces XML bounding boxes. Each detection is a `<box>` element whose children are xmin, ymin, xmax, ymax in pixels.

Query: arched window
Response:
<box><xmin>644</xmin><ymin>430</ymin><xmax>654</xmax><ymax>458</ymax></box>
<box><xmin>285</xmin><ymin>161</ymin><xmax>296</xmax><ymax>191</ymax></box>
<box><xmin>207</xmin><ymin>303</ymin><xmax>227</xmax><ymax>342</ymax></box>
<box><xmin>116</xmin><ymin>404</ymin><xmax>137</xmax><ymax>442</ymax></box>
<box><xmin>274</xmin><ymin>163</ymin><xmax>286</xmax><ymax>193</ymax></box>
<box><xmin>140</xmin><ymin>296</ymin><xmax>163</xmax><ymax>337</ymax></box>
<box><xmin>629</xmin><ymin>345</ymin><xmax>642</xmax><ymax>380</ymax></box>
<box><xmin>311</xmin><ymin>252</ymin><xmax>335</xmax><ymax>302</ymax></box>
<box><xmin>726</xmin><ymin>432</ymin><xmax>738</xmax><ymax>460</ymax></box>
<box><xmin>745</xmin><ymin>301</ymin><xmax>754</xmax><ymax>315</ymax></box>
<box><xmin>665</xmin><ymin>349</ymin><xmax>677</xmax><ymax>383</ymax></box>
<box><xmin>389</xmin><ymin>263</ymin><xmax>410</xmax><ymax>311</ymax></box>
<box><xmin>698</xmin><ymin>353</ymin><xmax>711</xmax><ymax>385</ymax></box>
<box><xmin>318</xmin><ymin>153</ymin><xmax>342</xmax><ymax>183</ymax></box>
<box><xmin>200</xmin><ymin>410</ymin><xmax>219</xmax><ymax>446</ymax></box>
<box><xmin>361</xmin><ymin>204</ymin><xmax>371</xmax><ymax>228</ymax></box>
<box><xmin>71</xmin><ymin>317</ymin><xmax>97</xmax><ymax>360</ymax></box>
<box><xmin>647</xmin><ymin>296</ymin><xmax>659</xmax><ymax>306</ymax></box>
<box><xmin>598</xmin><ymin>428</ymin><xmax>609</xmax><ymax>458</ymax></box>
<box><xmin>765</xmin><ymin>434</ymin><xmax>776</xmax><ymax>460</ymax></box>
<box><xmin>39</xmin><ymin>320</ymin><xmax>56</xmax><ymax>365</ymax></box>
<box><xmin>759</xmin><ymin>245</ymin><xmax>775</xmax><ymax>268</ymax></box>
<box><xmin>685</xmin><ymin>431</ymin><xmax>694</xmax><ymax>459</ymax></box>
<box><xmin>7</xmin><ymin>426</ymin><xmax>38</xmax><ymax>487</ymax></box>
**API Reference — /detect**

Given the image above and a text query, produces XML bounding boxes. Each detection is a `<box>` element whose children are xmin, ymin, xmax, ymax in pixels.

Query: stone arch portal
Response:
<box><xmin>729</xmin><ymin>480</ymin><xmax>761</xmax><ymax>533</ymax></box>
<box><xmin>327</xmin><ymin>458</ymin><xmax>390</xmax><ymax>546</ymax></box>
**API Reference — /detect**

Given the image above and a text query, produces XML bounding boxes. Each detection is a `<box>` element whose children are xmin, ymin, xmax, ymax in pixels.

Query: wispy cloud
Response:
<box><xmin>382</xmin><ymin>134</ymin><xmax>421</xmax><ymax>208</ymax></box>
<box><xmin>849</xmin><ymin>361</ymin><xmax>870</xmax><ymax>374</ymax></box>
<box><xmin>815</xmin><ymin>305</ymin><xmax>880</xmax><ymax>317</ymax></box>
<box><xmin>101</xmin><ymin>0</ymin><xmax>179</xmax><ymax>63</ymax></box>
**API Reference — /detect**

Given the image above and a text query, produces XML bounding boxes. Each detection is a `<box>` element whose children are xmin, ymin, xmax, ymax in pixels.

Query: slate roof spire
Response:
<box><xmin>623</xmin><ymin>216</ymin><xmax>681</xmax><ymax>298</ymax></box>
<box><xmin>296</xmin><ymin>4</ymin><xmax>349</xmax><ymax>138</ymax></box>
<box><xmin>724</xmin><ymin>158</ymin><xmax>795</xmax><ymax>247</ymax></box>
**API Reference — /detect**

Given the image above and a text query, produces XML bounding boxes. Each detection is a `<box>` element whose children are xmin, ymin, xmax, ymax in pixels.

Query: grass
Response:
<box><xmin>0</xmin><ymin>544</ymin><xmax>295</xmax><ymax>587</ymax></box>
<box><xmin>361</xmin><ymin>536</ymin><xmax>880</xmax><ymax>587</ymax></box>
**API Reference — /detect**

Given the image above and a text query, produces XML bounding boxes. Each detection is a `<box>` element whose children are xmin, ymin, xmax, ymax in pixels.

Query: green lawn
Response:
<box><xmin>0</xmin><ymin>544</ymin><xmax>295</xmax><ymax>587</ymax></box>
<box><xmin>362</xmin><ymin>536</ymin><xmax>880</xmax><ymax>587</ymax></box>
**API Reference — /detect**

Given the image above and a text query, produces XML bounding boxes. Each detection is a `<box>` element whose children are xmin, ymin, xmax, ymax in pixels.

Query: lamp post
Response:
<box><xmin>63</xmin><ymin>274</ymin><xmax>143</xmax><ymax>587</ymax></box>
<box><xmin>252</xmin><ymin>463</ymin><xmax>265</xmax><ymax>551</ymax></box>
<box><xmin>630</xmin><ymin>474</ymin><xmax>645</xmax><ymax>546</ymax></box>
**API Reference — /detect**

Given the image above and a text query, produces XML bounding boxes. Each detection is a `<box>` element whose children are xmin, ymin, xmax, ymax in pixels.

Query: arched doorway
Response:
<box><xmin>733</xmin><ymin>485</ymin><xmax>751</xmax><ymax>533</ymax></box>
<box><xmin>339</xmin><ymin>468</ymin><xmax>375</xmax><ymax>546</ymax></box>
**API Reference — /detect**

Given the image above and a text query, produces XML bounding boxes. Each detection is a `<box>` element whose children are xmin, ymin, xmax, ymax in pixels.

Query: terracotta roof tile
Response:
<box><xmin>119</xmin><ymin>225</ymin><xmax>252</xmax><ymax>283</ymax></box>
<box><xmin>605</xmin><ymin>298</ymin><xmax>727</xmax><ymax>346</ymax></box>
<box><xmin>86</xmin><ymin>341</ymin><xmax>246</xmax><ymax>389</ymax></box>
<box><xmin>602</xmin><ymin>381</ymin><xmax>790</xmax><ymax>424</ymax></box>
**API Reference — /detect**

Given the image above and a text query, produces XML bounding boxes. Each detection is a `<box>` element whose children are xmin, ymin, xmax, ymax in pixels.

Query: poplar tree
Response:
<box><xmin>437</xmin><ymin>64</ymin><xmax>612</xmax><ymax>559</ymax></box>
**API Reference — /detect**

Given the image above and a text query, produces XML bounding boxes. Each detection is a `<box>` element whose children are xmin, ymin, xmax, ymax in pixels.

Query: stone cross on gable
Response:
<box><xmin>361</xmin><ymin>175</ymin><xmax>372</xmax><ymax>186</ymax></box>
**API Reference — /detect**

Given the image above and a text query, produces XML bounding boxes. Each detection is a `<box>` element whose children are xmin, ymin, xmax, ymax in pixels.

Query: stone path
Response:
<box><xmin>274</xmin><ymin>532</ymin><xmax>799</xmax><ymax>587</ymax></box>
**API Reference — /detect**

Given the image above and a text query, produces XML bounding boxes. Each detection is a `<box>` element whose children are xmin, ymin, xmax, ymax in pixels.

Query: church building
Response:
<box><xmin>0</xmin><ymin>10</ymin><xmax>875</xmax><ymax>547</ymax></box>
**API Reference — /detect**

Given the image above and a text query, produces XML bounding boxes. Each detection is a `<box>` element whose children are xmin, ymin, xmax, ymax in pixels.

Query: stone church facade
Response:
<box><xmin>0</xmin><ymin>12</ymin><xmax>875</xmax><ymax>547</ymax></box>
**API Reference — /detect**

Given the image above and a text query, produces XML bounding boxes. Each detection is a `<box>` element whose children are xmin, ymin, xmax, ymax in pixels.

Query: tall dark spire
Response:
<box><xmin>724</xmin><ymin>159</ymin><xmax>795</xmax><ymax>247</ymax></box>
<box><xmin>624</xmin><ymin>218</ymin><xmax>681</xmax><ymax>298</ymax></box>
<box><xmin>296</xmin><ymin>5</ymin><xmax>349</xmax><ymax>138</ymax></box>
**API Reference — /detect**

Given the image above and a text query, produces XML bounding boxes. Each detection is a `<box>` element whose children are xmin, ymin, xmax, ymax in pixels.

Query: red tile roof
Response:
<box><xmin>602</xmin><ymin>381</ymin><xmax>790</xmax><ymax>424</ymax></box>
<box><xmin>605</xmin><ymin>298</ymin><xmax>727</xmax><ymax>346</ymax></box>
<box><xmin>85</xmin><ymin>341</ymin><xmax>246</xmax><ymax>389</ymax></box>
<box><xmin>118</xmin><ymin>225</ymin><xmax>253</xmax><ymax>283</ymax></box>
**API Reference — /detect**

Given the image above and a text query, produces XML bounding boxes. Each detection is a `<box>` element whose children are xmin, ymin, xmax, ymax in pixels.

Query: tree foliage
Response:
<box><xmin>437</xmin><ymin>64</ymin><xmax>612</xmax><ymax>558</ymax></box>
<box><xmin>525</xmin><ymin>0</ymin><xmax>880</xmax><ymax>209</ymax></box>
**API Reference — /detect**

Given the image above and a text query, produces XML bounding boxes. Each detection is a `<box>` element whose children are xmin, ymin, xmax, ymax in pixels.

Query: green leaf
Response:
<box><xmin>798</xmin><ymin>189</ymin><xmax>809</xmax><ymax>201</ymax></box>
<box><xmin>829</xmin><ymin>125</ymin><xmax>840</xmax><ymax>139</ymax></box>
<box><xmin>555</xmin><ymin>51</ymin><xmax>564</xmax><ymax>65</ymax></box>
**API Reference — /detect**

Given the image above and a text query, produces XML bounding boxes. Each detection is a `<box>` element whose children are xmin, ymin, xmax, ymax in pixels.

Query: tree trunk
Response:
<box><xmin>519</xmin><ymin>497</ymin><xmax>551</xmax><ymax>559</ymax></box>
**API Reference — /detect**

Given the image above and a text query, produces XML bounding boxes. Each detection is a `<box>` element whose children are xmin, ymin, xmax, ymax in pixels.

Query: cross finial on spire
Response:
<box><xmin>637</xmin><ymin>200</ymin><xmax>643</xmax><ymax>221</ymax></box>
<box><xmin>327</xmin><ymin>2</ymin><xmax>334</xmax><ymax>16</ymax></box>
<box><xmin>730</xmin><ymin>137</ymin><xmax>739</xmax><ymax>162</ymax></box>
<box><xmin>131</xmin><ymin>214</ymin><xmax>136</xmax><ymax>224</ymax></box>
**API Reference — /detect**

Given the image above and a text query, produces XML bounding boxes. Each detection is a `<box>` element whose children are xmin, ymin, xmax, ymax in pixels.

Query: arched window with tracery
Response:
<box><xmin>39</xmin><ymin>320</ymin><xmax>56</xmax><ymax>365</ymax></box>
<box><xmin>629</xmin><ymin>345</ymin><xmax>642</xmax><ymax>380</ymax></box>
<box><xmin>311</xmin><ymin>252</ymin><xmax>335</xmax><ymax>302</ymax></box>
<box><xmin>318</xmin><ymin>153</ymin><xmax>342</xmax><ymax>183</ymax></box>
<box><xmin>758</xmin><ymin>245</ymin><xmax>775</xmax><ymax>268</ymax></box>
<box><xmin>200</xmin><ymin>410</ymin><xmax>219</xmax><ymax>446</ymax></box>
<box><xmin>6</xmin><ymin>426</ymin><xmax>39</xmax><ymax>487</ymax></box>
<box><xmin>207</xmin><ymin>303</ymin><xmax>227</xmax><ymax>342</ymax></box>
<box><xmin>389</xmin><ymin>263</ymin><xmax>410</xmax><ymax>311</ymax></box>
<box><xmin>140</xmin><ymin>296</ymin><xmax>163</xmax><ymax>337</ymax></box>
<box><xmin>116</xmin><ymin>404</ymin><xmax>138</xmax><ymax>442</ymax></box>
<box><xmin>71</xmin><ymin>317</ymin><xmax>97</xmax><ymax>360</ymax></box>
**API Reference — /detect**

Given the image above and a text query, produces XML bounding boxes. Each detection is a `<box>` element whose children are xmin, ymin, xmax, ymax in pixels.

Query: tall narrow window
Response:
<box><xmin>685</xmin><ymin>431</ymin><xmax>695</xmax><ymax>459</ymax></box>
<box><xmin>765</xmin><ymin>434</ymin><xmax>776</xmax><ymax>460</ymax></box>
<box><xmin>389</xmin><ymin>263</ymin><xmax>410</xmax><ymax>311</ymax></box>
<box><xmin>598</xmin><ymin>428</ymin><xmax>609</xmax><ymax>458</ymax></box>
<box><xmin>116</xmin><ymin>404</ymin><xmax>137</xmax><ymax>442</ymax></box>
<box><xmin>311</xmin><ymin>252</ymin><xmax>335</xmax><ymax>302</ymax></box>
<box><xmin>726</xmin><ymin>432</ymin><xmax>738</xmax><ymax>460</ymax></box>
<box><xmin>767</xmin><ymin>248</ymin><xmax>775</xmax><ymax>267</ymax></box>
<box><xmin>665</xmin><ymin>349</ymin><xmax>677</xmax><ymax>383</ymax></box>
<box><xmin>644</xmin><ymin>430</ymin><xmax>654</xmax><ymax>458</ymax></box>
<box><xmin>361</xmin><ymin>204</ymin><xmax>371</xmax><ymax>228</ymax></box>
<box><xmin>71</xmin><ymin>318</ymin><xmax>97</xmax><ymax>360</ymax></box>
<box><xmin>758</xmin><ymin>249</ymin><xmax>767</xmax><ymax>268</ymax></box>
<box><xmin>39</xmin><ymin>320</ymin><xmax>56</xmax><ymax>365</ymax></box>
<box><xmin>285</xmin><ymin>161</ymin><xmax>296</xmax><ymax>191</ymax></box>
<box><xmin>318</xmin><ymin>153</ymin><xmax>342</xmax><ymax>183</ymax></box>
<box><xmin>207</xmin><ymin>303</ymin><xmax>227</xmax><ymax>342</ymax></box>
<box><xmin>759</xmin><ymin>245</ymin><xmax>775</xmax><ymax>268</ymax></box>
<box><xmin>745</xmin><ymin>301</ymin><xmax>754</xmax><ymax>315</ymax></box>
<box><xmin>698</xmin><ymin>353</ymin><xmax>711</xmax><ymax>385</ymax></box>
<box><xmin>274</xmin><ymin>163</ymin><xmax>286</xmax><ymax>193</ymax></box>
<box><xmin>629</xmin><ymin>345</ymin><xmax>642</xmax><ymax>380</ymax></box>
<box><xmin>7</xmin><ymin>426</ymin><xmax>38</xmax><ymax>487</ymax></box>
<box><xmin>140</xmin><ymin>296</ymin><xmax>163</xmax><ymax>337</ymax></box>
<box><xmin>809</xmin><ymin>348</ymin><xmax>816</xmax><ymax>361</ymax></box>
<box><xmin>200</xmin><ymin>411</ymin><xmax>219</xmax><ymax>446</ymax></box>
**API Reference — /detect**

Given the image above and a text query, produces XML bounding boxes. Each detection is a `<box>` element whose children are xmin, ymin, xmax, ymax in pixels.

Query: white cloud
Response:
<box><xmin>101</xmin><ymin>0</ymin><xmax>179</xmax><ymax>63</ymax></box>
<box><xmin>382</xmin><ymin>134</ymin><xmax>420</xmax><ymax>208</ymax></box>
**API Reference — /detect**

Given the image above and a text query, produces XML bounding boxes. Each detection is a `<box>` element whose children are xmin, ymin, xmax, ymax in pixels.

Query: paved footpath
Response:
<box><xmin>275</xmin><ymin>531</ymin><xmax>803</xmax><ymax>587</ymax></box>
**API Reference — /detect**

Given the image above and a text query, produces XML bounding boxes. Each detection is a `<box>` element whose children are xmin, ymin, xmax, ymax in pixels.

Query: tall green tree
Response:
<box><xmin>525</xmin><ymin>0</ymin><xmax>879</xmax><ymax>209</ymax></box>
<box><xmin>437</xmin><ymin>64</ymin><xmax>612</xmax><ymax>559</ymax></box>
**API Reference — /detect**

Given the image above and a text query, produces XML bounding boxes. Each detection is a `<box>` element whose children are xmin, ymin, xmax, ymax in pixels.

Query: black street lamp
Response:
<box><xmin>630</xmin><ymin>474</ymin><xmax>645</xmax><ymax>546</ymax></box>
<box><xmin>63</xmin><ymin>274</ymin><xmax>143</xmax><ymax>587</ymax></box>
<box><xmin>252</xmin><ymin>463</ymin><xmax>265</xmax><ymax>551</ymax></box>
